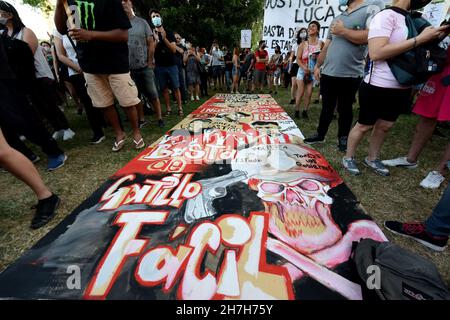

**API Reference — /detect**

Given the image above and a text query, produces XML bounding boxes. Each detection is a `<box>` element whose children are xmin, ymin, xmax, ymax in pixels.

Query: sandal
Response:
<box><xmin>112</xmin><ymin>137</ymin><xmax>126</xmax><ymax>152</ymax></box>
<box><xmin>133</xmin><ymin>138</ymin><xmax>145</xmax><ymax>150</ymax></box>
<box><xmin>178</xmin><ymin>108</ymin><xmax>184</xmax><ymax>117</ymax></box>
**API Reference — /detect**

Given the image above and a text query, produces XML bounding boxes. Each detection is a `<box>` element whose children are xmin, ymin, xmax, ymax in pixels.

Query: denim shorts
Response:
<box><xmin>131</xmin><ymin>67</ymin><xmax>159</xmax><ymax>100</ymax></box>
<box><xmin>155</xmin><ymin>65</ymin><xmax>180</xmax><ymax>91</ymax></box>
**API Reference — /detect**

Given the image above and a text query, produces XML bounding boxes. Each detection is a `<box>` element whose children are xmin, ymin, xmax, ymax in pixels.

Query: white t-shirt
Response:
<box><xmin>211</xmin><ymin>49</ymin><xmax>224</xmax><ymax>66</ymax></box>
<box><xmin>53</xmin><ymin>30</ymin><xmax>79</xmax><ymax>77</ymax></box>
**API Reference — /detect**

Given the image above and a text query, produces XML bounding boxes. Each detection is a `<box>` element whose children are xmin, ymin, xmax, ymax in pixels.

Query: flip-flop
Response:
<box><xmin>133</xmin><ymin>138</ymin><xmax>145</xmax><ymax>150</ymax></box>
<box><xmin>112</xmin><ymin>137</ymin><xmax>126</xmax><ymax>152</ymax></box>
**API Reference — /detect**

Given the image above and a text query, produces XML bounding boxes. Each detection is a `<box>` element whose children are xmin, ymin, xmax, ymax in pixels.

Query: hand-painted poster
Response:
<box><xmin>0</xmin><ymin>94</ymin><xmax>387</xmax><ymax>300</ymax></box>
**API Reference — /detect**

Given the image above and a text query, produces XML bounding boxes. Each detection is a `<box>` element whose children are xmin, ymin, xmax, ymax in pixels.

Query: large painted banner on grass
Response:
<box><xmin>0</xmin><ymin>94</ymin><xmax>387</xmax><ymax>300</ymax></box>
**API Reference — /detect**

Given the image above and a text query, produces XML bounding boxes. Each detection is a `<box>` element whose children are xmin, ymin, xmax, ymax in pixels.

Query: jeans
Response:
<box><xmin>317</xmin><ymin>74</ymin><xmax>362</xmax><ymax>138</ymax></box>
<box><xmin>155</xmin><ymin>65</ymin><xmax>180</xmax><ymax>91</ymax></box>
<box><xmin>225</xmin><ymin>70</ymin><xmax>232</xmax><ymax>91</ymax></box>
<box><xmin>425</xmin><ymin>183</ymin><xmax>450</xmax><ymax>237</ymax></box>
<box><xmin>200</xmin><ymin>72</ymin><xmax>208</xmax><ymax>96</ymax></box>
<box><xmin>69</xmin><ymin>74</ymin><xmax>105</xmax><ymax>137</ymax></box>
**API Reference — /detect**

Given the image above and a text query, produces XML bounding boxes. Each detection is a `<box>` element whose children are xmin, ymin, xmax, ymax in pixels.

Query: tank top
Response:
<box><xmin>301</xmin><ymin>40</ymin><xmax>322</xmax><ymax>66</ymax></box>
<box><xmin>15</xmin><ymin>29</ymin><xmax>54</xmax><ymax>80</ymax></box>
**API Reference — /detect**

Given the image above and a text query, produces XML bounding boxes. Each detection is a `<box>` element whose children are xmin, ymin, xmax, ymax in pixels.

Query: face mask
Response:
<box><xmin>0</xmin><ymin>17</ymin><xmax>8</xmax><ymax>26</ymax></box>
<box><xmin>152</xmin><ymin>16</ymin><xmax>162</xmax><ymax>27</ymax></box>
<box><xmin>339</xmin><ymin>0</ymin><xmax>348</xmax><ymax>5</ymax></box>
<box><xmin>300</xmin><ymin>32</ymin><xmax>307</xmax><ymax>39</ymax></box>
<box><xmin>410</xmin><ymin>0</ymin><xmax>432</xmax><ymax>10</ymax></box>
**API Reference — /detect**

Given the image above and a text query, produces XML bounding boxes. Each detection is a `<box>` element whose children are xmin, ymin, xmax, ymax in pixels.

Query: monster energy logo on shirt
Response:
<box><xmin>75</xmin><ymin>0</ymin><xmax>96</xmax><ymax>30</ymax></box>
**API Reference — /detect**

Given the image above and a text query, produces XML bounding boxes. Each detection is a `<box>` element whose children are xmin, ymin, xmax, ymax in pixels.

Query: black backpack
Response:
<box><xmin>353</xmin><ymin>239</ymin><xmax>450</xmax><ymax>300</ymax></box>
<box><xmin>385</xmin><ymin>7</ymin><xmax>447</xmax><ymax>86</ymax></box>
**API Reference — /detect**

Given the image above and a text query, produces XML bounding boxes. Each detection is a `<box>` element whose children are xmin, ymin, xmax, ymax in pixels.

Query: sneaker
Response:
<box><xmin>302</xmin><ymin>110</ymin><xmax>308</xmax><ymax>119</ymax></box>
<box><xmin>90</xmin><ymin>135</ymin><xmax>106</xmax><ymax>145</ymax></box>
<box><xmin>52</xmin><ymin>130</ymin><xmax>64</xmax><ymax>140</ymax></box>
<box><xmin>363</xmin><ymin>157</ymin><xmax>390</xmax><ymax>176</ymax></box>
<box><xmin>342</xmin><ymin>157</ymin><xmax>361</xmax><ymax>175</ymax></box>
<box><xmin>62</xmin><ymin>129</ymin><xmax>75</xmax><ymax>141</ymax></box>
<box><xmin>158</xmin><ymin>119</ymin><xmax>165</xmax><ymax>128</ymax></box>
<box><xmin>338</xmin><ymin>136</ymin><xmax>348</xmax><ymax>152</ymax></box>
<box><xmin>191</xmin><ymin>96</ymin><xmax>195</xmax><ymax>101</ymax></box>
<box><xmin>138</xmin><ymin>120</ymin><xmax>149</xmax><ymax>129</ymax></box>
<box><xmin>384</xmin><ymin>221</ymin><xmax>448</xmax><ymax>252</ymax></box>
<box><xmin>29</xmin><ymin>154</ymin><xmax>41</xmax><ymax>164</ymax></box>
<box><xmin>47</xmin><ymin>154</ymin><xmax>67</xmax><ymax>171</ymax></box>
<box><xmin>30</xmin><ymin>194</ymin><xmax>60</xmax><ymax>229</ymax></box>
<box><xmin>382</xmin><ymin>156</ymin><xmax>418</xmax><ymax>169</ymax></box>
<box><xmin>295</xmin><ymin>111</ymin><xmax>300</xmax><ymax>119</ymax></box>
<box><xmin>420</xmin><ymin>171</ymin><xmax>445</xmax><ymax>189</ymax></box>
<box><xmin>304</xmin><ymin>133</ymin><xmax>325</xmax><ymax>145</ymax></box>
<box><xmin>195</xmin><ymin>96</ymin><xmax>200</xmax><ymax>101</ymax></box>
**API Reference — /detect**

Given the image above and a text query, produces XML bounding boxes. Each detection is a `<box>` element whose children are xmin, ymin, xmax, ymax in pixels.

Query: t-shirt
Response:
<box><xmin>364</xmin><ymin>9</ymin><xmax>409</xmax><ymax>88</ymax></box>
<box><xmin>174</xmin><ymin>44</ymin><xmax>186</xmax><ymax>67</ymax></box>
<box><xmin>128</xmin><ymin>16</ymin><xmax>152</xmax><ymax>70</ymax></box>
<box><xmin>255</xmin><ymin>49</ymin><xmax>268</xmax><ymax>71</ymax></box>
<box><xmin>53</xmin><ymin>30</ymin><xmax>79</xmax><ymax>76</ymax></box>
<box><xmin>154</xmin><ymin>29</ymin><xmax>177</xmax><ymax>67</ymax></box>
<box><xmin>243</xmin><ymin>52</ymin><xmax>254</xmax><ymax>72</ymax></box>
<box><xmin>67</xmin><ymin>0</ymin><xmax>131</xmax><ymax>74</ymax></box>
<box><xmin>322</xmin><ymin>0</ymin><xmax>385</xmax><ymax>78</ymax></box>
<box><xmin>224</xmin><ymin>52</ymin><xmax>233</xmax><ymax>71</ymax></box>
<box><xmin>211</xmin><ymin>49</ymin><xmax>223</xmax><ymax>66</ymax></box>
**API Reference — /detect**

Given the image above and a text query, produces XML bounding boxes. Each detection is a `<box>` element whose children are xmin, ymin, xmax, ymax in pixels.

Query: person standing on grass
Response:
<box><xmin>210</xmin><ymin>40</ymin><xmax>224</xmax><ymax>91</ymax></box>
<box><xmin>0</xmin><ymin>128</ymin><xmax>60</xmax><ymax>229</ymax></box>
<box><xmin>184</xmin><ymin>43</ymin><xmax>201</xmax><ymax>101</ymax></box>
<box><xmin>294</xmin><ymin>21</ymin><xmax>323</xmax><ymax>120</ymax></box>
<box><xmin>54</xmin><ymin>0</ymin><xmax>145</xmax><ymax>152</ymax></box>
<box><xmin>198</xmin><ymin>48</ymin><xmax>210</xmax><ymax>97</ymax></box>
<box><xmin>149</xmin><ymin>9</ymin><xmax>184</xmax><ymax>117</ymax></box>
<box><xmin>122</xmin><ymin>0</ymin><xmax>164</xmax><ymax>129</ymax></box>
<box><xmin>304</xmin><ymin>0</ymin><xmax>385</xmax><ymax>152</ymax></box>
<box><xmin>272</xmin><ymin>47</ymin><xmax>283</xmax><ymax>95</ymax></box>
<box><xmin>231</xmin><ymin>47</ymin><xmax>240</xmax><ymax>94</ymax></box>
<box><xmin>289</xmin><ymin>28</ymin><xmax>307</xmax><ymax>104</ymax></box>
<box><xmin>174</xmin><ymin>32</ymin><xmax>188</xmax><ymax>104</ymax></box>
<box><xmin>342</xmin><ymin>0</ymin><xmax>447</xmax><ymax>177</ymax></box>
<box><xmin>384</xmin><ymin>182</ymin><xmax>450</xmax><ymax>252</ymax></box>
<box><xmin>53</xmin><ymin>30</ymin><xmax>107</xmax><ymax>144</ymax></box>
<box><xmin>241</xmin><ymin>48</ymin><xmax>255</xmax><ymax>93</ymax></box>
<box><xmin>382</xmin><ymin>46</ymin><xmax>450</xmax><ymax>189</ymax></box>
<box><xmin>254</xmin><ymin>40</ymin><xmax>268</xmax><ymax>94</ymax></box>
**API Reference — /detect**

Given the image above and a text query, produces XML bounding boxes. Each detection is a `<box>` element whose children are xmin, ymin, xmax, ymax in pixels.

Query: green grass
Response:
<box><xmin>0</xmin><ymin>86</ymin><xmax>449</xmax><ymax>288</ymax></box>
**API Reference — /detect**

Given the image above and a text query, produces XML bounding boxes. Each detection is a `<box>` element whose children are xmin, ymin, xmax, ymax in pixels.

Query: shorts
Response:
<box><xmin>155</xmin><ymin>65</ymin><xmax>180</xmax><ymax>91</ymax></box>
<box><xmin>84</xmin><ymin>73</ymin><xmax>140</xmax><ymax>108</ymax></box>
<box><xmin>130</xmin><ymin>67</ymin><xmax>159</xmax><ymax>100</ymax></box>
<box><xmin>358</xmin><ymin>81</ymin><xmax>412</xmax><ymax>126</ymax></box>
<box><xmin>254</xmin><ymin>69</ymin><xmax>266</xmax><ymax>84</ymax></box>
<box><xmin>296</xmin><ymin>68</ymin><xmax>314</xmax><ymax>82</ymax></box>
<box><xmin>289</xmin><ymin>64</ymin><xmax>299</xmax><ymax>78</ymax></box>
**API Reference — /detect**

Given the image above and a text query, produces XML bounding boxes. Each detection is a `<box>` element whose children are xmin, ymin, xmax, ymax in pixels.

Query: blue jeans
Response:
<box><xmin>225</xmin><ymin>70</ymin><xmax>232</xmax><ymax>90</ymax></box>
<box><xmin>425</xmin><ymin>183</ymin><xmax>450</xmax><ymax>237</ymax></box>
<box><xmin>155</xmin><ymin>65</ymin><xmax>180</xmax><ymax>92</ymax></box>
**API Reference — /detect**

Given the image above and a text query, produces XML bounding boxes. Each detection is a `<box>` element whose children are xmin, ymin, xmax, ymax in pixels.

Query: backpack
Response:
<box><xmin>385</xmin><ymin>7</ymin><xmax>447</xmax><ymax>86</ymax></box>
<box><xmin>353</xmin><ymin>239</ymin><xmax>450</xmax><ymax>300</ymax></box>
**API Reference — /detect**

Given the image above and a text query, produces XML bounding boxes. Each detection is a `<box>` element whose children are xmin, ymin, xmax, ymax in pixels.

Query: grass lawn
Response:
<box><xmin>1</xmin><ymin>85</ymin><xmax>449</xmax><ymax>288</ymax></box>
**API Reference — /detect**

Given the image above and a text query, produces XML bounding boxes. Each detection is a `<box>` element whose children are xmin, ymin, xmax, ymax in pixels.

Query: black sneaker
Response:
<box><xmin>289</xmin><ymin>99</ymin><xmax>295</xmax><ymax>104</ymax></box>
<box><xmin>30</xmin><ymin>194</ymin><xmax>60</xmax><ymax>229</ymax></box>
<box><xmin>302</xmin><ymin>110</ymin><xmax>308</xmax><ymax>119</ymax></box>
<box><xmin>90</xmin><ymin>135</ymin><xmax>106</xmax><ymax>144</ymax></box>
<box><xmin>295</xmin><ymin>111</ymin><xmax>300</xmax><ymax>119</ymax></box>
<box><xmin>338</xmin><ymin>136</ymin><xmax>348</xmax><ymax>152</ymax></box>
<box><xmin>304</xmin><ymin>133</ymin><xmax>325</xmax><ymax>145</ymax></box>
<box><xmin>384</xmin><ymin>221</ymin><xmax>448</xmax><ymax>252</ymax></box>
<box><xmin>158</xmin><ymin>119</ymin><xmax>165</xmax><ymax>128</ymax></box>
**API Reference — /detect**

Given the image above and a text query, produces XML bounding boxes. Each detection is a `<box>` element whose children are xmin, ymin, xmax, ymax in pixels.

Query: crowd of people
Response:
<box><xmin>0</xmin><ymin>0</ymin><xmax>449</xmax><ymax>253</ymax></box>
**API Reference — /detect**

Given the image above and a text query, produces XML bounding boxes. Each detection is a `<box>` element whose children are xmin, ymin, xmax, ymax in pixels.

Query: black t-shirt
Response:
<box><xmin>154</xmin><ymin>30</ymin><xmax>177</xmax><ymax>67</ymax></box>
<box><xmin>0</xmin><ymin>37</ymin><xmax>14</xmax><ymax>80</ymax></box>
<box><xmin>68</xmin><ymin>0</ymin><xmax>131</xmax><ymax>74</ymax></box>
<box><xmin>174</xmin><ymin>44</ymin><xmax>186</xmax><ymax>67</ymax></box>
<box><xmin>224</xmin><ymin>52</ymin><xmax>233</xmax><ymax>71</ymax></box>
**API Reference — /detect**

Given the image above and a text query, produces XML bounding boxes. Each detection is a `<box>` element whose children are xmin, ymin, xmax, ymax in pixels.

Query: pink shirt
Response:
<box><xmin>364</xmin><ymin>9</ymin><xmax>409</xmax><ymax>89</ymax></box>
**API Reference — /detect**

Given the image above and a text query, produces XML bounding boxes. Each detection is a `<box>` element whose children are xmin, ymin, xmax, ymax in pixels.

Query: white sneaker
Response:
<box><xmin>420</xmin><ymin>171</ymin><xmax>445</xmax><ymax>189</ymax></box>
<box><xmin>195</xmin><ymin>96</ymin><xmax>200</xmax><ymax>101</ymax></box>
<box><xmin>382</xmin><ymin>156</ymin><xmax>418</xmax><ymax>169</ymax></box>
<box><xmin>52</xmin><ymin>130</ymin><xmax>64</xmax><ymax>140</ymax></box>
<box><xmin>191</xmin><ymin>96</ymin><xmax>195</xmax><ymax>101</ymax></box>
<box><xmin>63</xmin><ymin>129</ymin><xmax>75</xmax><ymax>141</ymax></box>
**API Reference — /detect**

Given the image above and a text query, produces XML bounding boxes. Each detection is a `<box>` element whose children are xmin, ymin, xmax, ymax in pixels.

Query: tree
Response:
<box><xmin>24</xmin><ymin>0</ymin><xmax>265</xmax><ymax>48</ymax></box>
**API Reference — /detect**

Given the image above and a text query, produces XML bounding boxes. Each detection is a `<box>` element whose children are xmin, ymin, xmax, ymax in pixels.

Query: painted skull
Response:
<box><xmin>232</xmin><ymin>144</ymin><xmax>343</xmax><ymax>255</ymax></box>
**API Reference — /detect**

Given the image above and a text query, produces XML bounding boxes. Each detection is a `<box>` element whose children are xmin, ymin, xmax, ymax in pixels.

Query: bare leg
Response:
<box><xmin>162</xmin><ymin>88</ymin><xmax>171</xmax><ymax>113</ymax></box>
<box><xmin>436</xmin><ymin>142</ymin><xmax>450</xmax><ymax>174</ymax></box>
<box><xmin>346</xmin><ymin>123</ymin><xmax>373</xmax><ymax>158</ymax></box>
<box><xmin>188</xmin><ymin>85</ymin><xmax>194</xmax><ymax>99</ymax></box>
<box><xmin>102</xmin><ymin>105</ymin><xmax>126</xmax><ymax>142</ymax></box>
<box><xmin>195</xmin><ymin>84</ymin><xmax>200</xmax><ymax>97</ymax></box>
<box><xmin>303</xmin><ymin>82</ymin><xmax>314</xmax><ymax>112</ymax></box>
<box><xmin>295</xmin><ymin>79</ymin><xmax>305</xmax><ymax>112</ymax></box>
<box><xmin>122</xmin><ymin>105</ymin><xmax>143</xmax><ymax>142</ymax></box>
<box><xmin>291</xmin><ymin>77</ymin><xmax>297</xmax><ymax>100</ymax></box>
<box><xmin>407</xmin><ymin>116</ymin><xmax>437</xmax><ymax>163</ymax></box>
<box><xmin>136</xmin><ymin>101</ymin><xmax>145</xmax><ymax>122</ymax></box>
<box><xmin>174</xmin><ymin>88</ymin><xmax>183</xmax><ymax>112</ymax></box>
<box><xmin>151</xmin><ymin>98</ymin><xmax>163</xmax><ymax>121</ymax></box>
<box><xmin>0</xmin><ymin>128</ymin><xmax>52</xmax><ymax>200</ymax></box>
<box><xmin>367</xmin><ymin>120</ymin><xmax>395</xmax><ymax>161</ymax></box>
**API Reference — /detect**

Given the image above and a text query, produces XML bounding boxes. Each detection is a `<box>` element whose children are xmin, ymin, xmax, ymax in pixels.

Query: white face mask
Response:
<box><xmin>300</xmin><ymin>32</ymin><xmax>307</xmax><ymax>39</ymax></box>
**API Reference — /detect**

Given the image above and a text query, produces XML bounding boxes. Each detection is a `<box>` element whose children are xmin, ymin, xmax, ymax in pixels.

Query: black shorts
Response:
<box><xmin>289</xmin><ymin>63</ymin><xmax>299</xmax><ymax>78</ymax></box>
<box><xmin>357</xmin><ymin>82</ymin><xmax>412</xmax><ymax>126</ymax></box>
